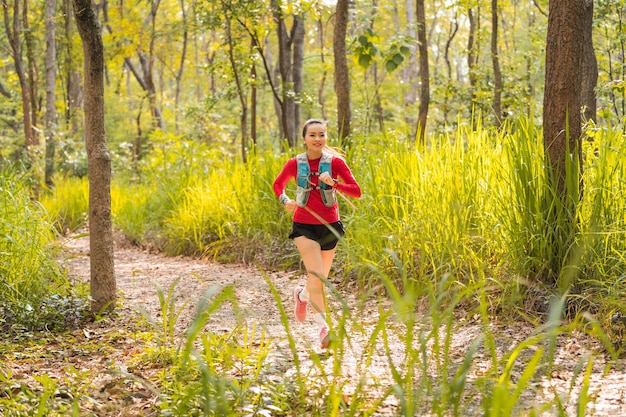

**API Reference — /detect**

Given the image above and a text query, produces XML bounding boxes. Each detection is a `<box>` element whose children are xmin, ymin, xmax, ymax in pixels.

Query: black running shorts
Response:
<box><xmin>289</xmin><ymin>221</ymin><xmax>345</xmax><ymax>250</ymax></box>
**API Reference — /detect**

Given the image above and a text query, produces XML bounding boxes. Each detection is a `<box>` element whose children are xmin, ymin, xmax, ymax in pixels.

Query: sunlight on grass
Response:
<box><xmin>31</xmin><ymin>120</ymin><xmax>626</xmax><ymax>415</ymax></box>
<box><xmin>0</xmin><ymin>166</ymin><xmax>75</xmax><ymax>331</ymax></box>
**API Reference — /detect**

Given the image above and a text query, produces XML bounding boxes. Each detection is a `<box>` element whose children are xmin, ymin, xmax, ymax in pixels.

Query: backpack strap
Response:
<box><xmin>295</xmin><ymin>151</ymin><xmax>337</xmax><ymax>208</ymax></box>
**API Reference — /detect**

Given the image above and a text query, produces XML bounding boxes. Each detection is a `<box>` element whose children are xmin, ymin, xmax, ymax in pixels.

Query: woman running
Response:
<box><xmin>273</xmin><ymin>119</ymin><xmax>362</xmax><ymax>348</ymax></box>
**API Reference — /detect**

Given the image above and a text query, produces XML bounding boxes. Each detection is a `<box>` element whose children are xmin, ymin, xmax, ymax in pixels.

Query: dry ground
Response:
<box><xmin>5</xmin><ymin>233</ymin><xmax>626</xmax><ymax>416</ymax></box>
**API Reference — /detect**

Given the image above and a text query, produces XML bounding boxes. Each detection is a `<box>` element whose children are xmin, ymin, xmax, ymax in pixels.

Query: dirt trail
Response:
<box><xmin>58</xmin><ymin>234</ymin><xmax>626</xmax><ymax>416</ymax></box>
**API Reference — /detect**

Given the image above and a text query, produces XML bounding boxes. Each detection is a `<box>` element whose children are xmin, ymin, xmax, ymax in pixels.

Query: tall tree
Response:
<box><xmin>137</xmin><ymin>0</ymin><xmax>166</xmax><ymax>131</ymax></box>
<box><xmin>442</xmin><ymin>12</ymin><xmax>458</xmax><ymax>123</ymax></box>
<box><xmin>580</xmin><ymin>0</ymin><xmax>597</xmax><ymax>125</ymax></box>
<box><xmin>467</xmin><ymin>6</ymin><xmax>478</xmax><ymax>97</ymax></box>
<box><xmin>543</xmin><ymin>0</ymin><xmax>586</xmax><ymax>194</ymax></box>
<box><xmin>45</xmin><ymin>0</ymin><xmax>58</xmax><ymax>186</ymax></box>
<box><xmin>334</xmin><ymin>0</ymin><xmax>351</xmax><ymax>145</ymax></box>
<box><xmin>316</xmin><ymin>18</ymin><xmax>328</xmax><ymax>120</ymax></box>
<box><xmin>416</xmin><ymin>0</ymin><xmax>429</xmax><ymax>144</ymax></box>
<box><xmin>72</xmin><ymin>0</ymin><xmax>116</xmax><ymax>313</ymax></box>
<box><xmin>174</xmin><ymin>0</ymin><xmax>188</xmax><ymax>134</ymax></box>
<box><xmin>2</xmin><ymin>0</ymin><xmax>36</xmax><ymax>150</ymax></box>
<box><xmin>491</xmin><ymin>0</ymin><xmax>502</xmax><ymax>126</ymax></box>
<box><xmin>62</xmin><ymin>0</ymin><xmax>82</xmax><ymax>135</ymax></box>
<box><xmin>22</xmin><ymin>0</ymin><xmax>39</xmax><ymax>139</ymax></box>
<box><xmin>222</xmin><ymin>0</ymin><xmax>248</xmax><ymax>162</ymax></box>
<box><xmin>403</xmin><ymin>0</ymin><xmax>418</xmax><ymax>110</ymax></box>
<box><xmin>270</xmin><ymin>0</ymin><xmax>304</xmax><ymax>147</ymax></box>
<box><xmin>542</xmin><ymin>0</ymin><xmax>590</xmax><ymax>286</ymax></box>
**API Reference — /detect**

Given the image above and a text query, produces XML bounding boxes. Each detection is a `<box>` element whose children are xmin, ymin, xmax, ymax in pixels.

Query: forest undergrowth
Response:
<box><xmin>3</xmin><ymin>121</ymin><xmax>626</xmax><ymax>415</ymax></box>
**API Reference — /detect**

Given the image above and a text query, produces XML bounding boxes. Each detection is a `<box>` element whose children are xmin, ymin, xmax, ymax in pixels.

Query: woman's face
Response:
<box><xmin>303</xmin><ymin>123</ymin><xmax>327</xmax><ymax>152</ymax></box>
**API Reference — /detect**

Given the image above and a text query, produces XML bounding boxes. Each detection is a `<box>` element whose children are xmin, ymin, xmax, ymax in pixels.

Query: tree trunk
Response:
<box><xmin>467</xmin><ymin>5</ymin><xmax>480</xmax><ymax>123</ymax></box>
<box><xmin>73</xmin><ymin>0</ymin><xmax>116</xmax><ymax>314</ymax></box>
<box><xmin>403</xmin><ymin>0</ymin><xmax>418</xmax><ymax>109</ymax></box>
<box><xmin>63</xmin><ymin>0</ymin><xmax>82</xmax><ymax>135</ymax></box>
<box><xmin>271</xmin><ymin>0</ymin><xmax>292</xmax><ymax>146</ymax></box>
<box><xmin>443</xmin><ymin>13</ymin><xmax>458</xmax><ymax>123</ymax></box>
<box><xmin>491</xmin><ymin>0</ymin><xmax>502</xmax><ymax>126</ymax></box>
<box><xmin>251</xmin><ymin>59</ymin><xmax>257</xmax><ymax>146</ymax></box>
<box><xmin>174</xmin><ymin>0</ymin><xmax>188</xmax><ymax>134</ymax></box>
<box><xmin>2</xmin><ymin>0</ymin><xmax>35</xmax><ymax>150</ymax></box>
<box><xmin>317</xmin><ymin>19</ymin><xmax>327</xmax><ymax>121</ymax></box>
<box><xmin>45</xmin><ymin>0</ymin><xmax>58</xmax><ymax>187</ymax></box>
<box><xmin>145</xmin><ymin>0</ymin><xmax>165</xmax><ymax>131</ymax></box>
<box><xmin>22</xmin><ymin>0</ymin><xmax>39</xmax><ymax>142</ymax></box>
<box><xmin>467</xmin><ymin>7</ymin><xmax>477</xmax><ymax>91</ymax></box>
<box><xmin>292</xmin><ymin>15</ymin><xmax>305</xmax><ymax>137</ymax></box>
<box><xmin>580</xmin><ymin>0</ymin><xmax>597</xmax><ymax>125</ymax></box>
<box><xmin>543</xmin><ymin>0</ymin><xmax>585</xmax><ymax>195</ymax></box>
<box><xmin>541</xmin><ymin>0</ymin><xmax>588</xmax><ymax>287</ymax></box>
<box><xmin>222</xmin><ymin>2</ymin><xmax>247</xmax><ymax>162</ymax></box>
<box><xmin>334</xmin><ymin>0</ymin><xmax>351</xmax><ymax>145</ymax></box>
<box><xmin>416</xmin><ymin>0</ymin><xmax>429</xmax><ymax>144</ymax></box>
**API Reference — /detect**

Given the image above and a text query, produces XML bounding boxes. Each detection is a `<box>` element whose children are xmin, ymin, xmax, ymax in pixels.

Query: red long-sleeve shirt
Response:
<box><xmin>273</xmin><ymin>155</ymin><xmax>362</xmax><ymax>224</ymax></box>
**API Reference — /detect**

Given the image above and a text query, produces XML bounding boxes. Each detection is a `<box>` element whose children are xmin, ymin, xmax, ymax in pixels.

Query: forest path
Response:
<box><xmin>58</xmin><ymin>233</ymin><xmax>626</xmax><ymax>416</ymax></box>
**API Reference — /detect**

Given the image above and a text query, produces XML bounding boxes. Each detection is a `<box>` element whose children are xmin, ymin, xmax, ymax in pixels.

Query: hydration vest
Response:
<box><xmin>295</xmin><ymin>152</ymin><xmax>337</xmax><ymax>208</ymax></box>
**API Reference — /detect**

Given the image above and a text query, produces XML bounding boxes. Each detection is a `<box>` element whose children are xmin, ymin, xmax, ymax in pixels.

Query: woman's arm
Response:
<box><xmin>273</xmin><ymin>158</ymin><xmax>297</xmax><ymax>198</ymax></box>
<box><xmin>333</xmin><ymin>158</ymin><xmax>362</xmax><ymax>198</ymax></box>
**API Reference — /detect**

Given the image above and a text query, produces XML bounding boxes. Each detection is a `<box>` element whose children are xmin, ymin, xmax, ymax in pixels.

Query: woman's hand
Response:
<box><xmin>284</xmin><ymin>199</ymin><xmax>296</xmax><ymax>213</ymax></box>
<box><xmin>319</xmin><ymin>172</ymin><xmax>336</xmax><ymax>186</ymax></box>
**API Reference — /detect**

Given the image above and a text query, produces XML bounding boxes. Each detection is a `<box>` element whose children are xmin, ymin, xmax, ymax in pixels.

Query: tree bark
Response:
<box><xmin>292</xmin><ymin>15</ymin><xmax>305</xmax><ymax>137</ymax></box>
<box><xmin>22</xmin><ymin>0</ymin><xmax>39</xmax><ymax>141</ymax></box>
<box><xmin>317</xmin><ymin>19</ymin><xmax>328</xmax><ymax>121</ymax></box>
<box><xmin>63</xmin><ymin>0</ymin><xmax>82</xmax><ymax>135</ymax></box>
<box><xmin>73</xmin><ymin>0</ymin><xmax>116</xmax><ymax>313</ymax></box>
<box><xmin>174</xmin><ymin>0</ymin><xmax>188</xmax><ymax>134</ymax></box>
<box><xmin>443</xmin><ymin>13</ymin><xmax>458</xmax><ymax>123</ymax></box>
<box><xmin>403</xmin><ymin>0</ymin><xmax>418</xmax><ymax>108</ymax></box>
<box><xmin>334</xmin><ymin>0</ymin><xmax>351</xmax><ymax>145</ymax></box>
<box><xmin>2</xmin><ymin>0</ymin><xmax>35</xmax><ymax>149</ymax></box>
<box><xmin>580</xmin><ymin>0</ymin><xmax>597</xmax><ymax>125</ymax></box>
<box><xmin>45</xmin><ymin>0</ymin><xmax>58</xmax><ymax>187</ymax></box>
<box><xmin>491</xmin><ymin>0</ymin><xmax>502</xmax><ymax>126</ymax></box>
<box><xmin>271</xmin><ymin>0</ymin><xmax>292</xmax><ymax>145</ymax></box>
<box><xmin>222</xmin><ymin>1</ymin><xmax>247</xmax><ymax>162</ymax></box>
<box><xmin>543</xmin><ymin>0</ymin><xmax>585</xmax><ymax>195</ymax></box>
<box><xmin>416</xmin><ymin>0</ymin><xmax>429</xmax><ymax>144</ymax></box>
<box><xmin>467</xmin><ymin>7</ymin><xmax>477</xmax><ymax>91</ymax></box>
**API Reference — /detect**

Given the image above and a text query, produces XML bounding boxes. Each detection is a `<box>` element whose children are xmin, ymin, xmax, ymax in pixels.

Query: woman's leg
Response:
<box><xmin>294</xmin><ymin>236</ymin><xmax>337</xmax><ymax>314</ymax></box>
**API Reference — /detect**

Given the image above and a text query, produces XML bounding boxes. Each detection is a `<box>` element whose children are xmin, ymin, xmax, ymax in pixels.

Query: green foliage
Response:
<box><xmin>0</xmin><ymin>166</ymin><xmax>84</xmax><ymax>332</ymax></box>
<box><xmin>43</xmin><ymin>121</ymin><xmax>626</xmax><ymax>318</ymax></box>
<box><xmin>354</xmin><ymin>29</ymin><xmax>379</xmax><ymax>70</ymax></box>
<box><xmin>40</xmin><ymin>175</ymin><xmax>89</xmax><ymax>233</ymax></box>
<box><xmin>1</xmin><ymin>260</ymin><xmax>618</xmax><ymax>415</ymax></box>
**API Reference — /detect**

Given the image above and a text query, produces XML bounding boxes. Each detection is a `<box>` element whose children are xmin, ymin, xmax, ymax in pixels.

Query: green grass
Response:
<box><xmin>0</xmin><ymin>166</ymin><xmax>85</xmax><ymax>332</ymax></box>
<box><xmin>39</xmin><ymin>174</ymin><xmax>89</xmax><ymax>233</ymax></box>
<box><xmin>41</xmin><ymin>119</ymin><xmax>626</xmax><ymax>318</ymax></box>
<box><xmin>25</xmin><ymin>118</ymin><xmax>626</xmax><ymax>414</ymax></box>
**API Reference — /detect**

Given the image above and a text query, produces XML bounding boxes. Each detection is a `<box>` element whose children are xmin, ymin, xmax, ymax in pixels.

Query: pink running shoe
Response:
<box><xmin>320</xmin><ymin>326</ymin><xmax>330</xmax><ymax>349</ymax></box>
<box><xmin>293</xmin><ymin>286</ymin><xmax>308</xmax><ymax>323</ymax></box>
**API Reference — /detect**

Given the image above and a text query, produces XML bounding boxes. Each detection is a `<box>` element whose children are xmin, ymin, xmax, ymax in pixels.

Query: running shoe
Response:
<box><xmin>320</xmin><ymin>326</ymin><xmax>330</xmax><ymax>349</ymax></box>
<box><xmin>293</xmin><ymin>286</ymin><xmax>308</xmax><ymax>323</ymax></box>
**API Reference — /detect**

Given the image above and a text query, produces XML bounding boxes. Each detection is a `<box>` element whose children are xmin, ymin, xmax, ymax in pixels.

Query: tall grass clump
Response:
<box><xmin>0</xmin><ymin>166</ymin><xmax>77</xmax><ymax>331</ymax></box>
<box><xmin>490</xmin><ymin>117</ymin><xmax>585</xmax><ymax>290</ymax></box>
<box><xmin>39</xmin><ymin>175</ymin><xmax>89</xmax><ymax>233</ymax></box>
<box><xmin>356</xmin><ymin>254</ymin><xmax>608</xmax><ymax>415</ymax></box>
<box><xmin>112</xmin><ymin>133</ymin><xmax>225</xmax><ymax>250</ymax></box>
<box><xmin>41</xmin><ymin>120</ymin><xmax>626</xmax><ymax>324</ymax></box>
<box><xmin>489</xmin><ymin>120</ymin><xmax>626</xmax><ymax>319</ymax></box>
<box><xmin>574</xmin><ymin>126</ymin><xmax>626</xmax><ymax>325</ymax></box>
<box><xmin>161</xmin><ymin>149</ymin><xmax>291</xmax><ymax>261</ymax></box>
<box><xmin>345</xmin><ymin>121</ymin><xmax>505</xmax><ymax>289</ymax></box>
<box><xmin>131</xmin><ymin>279</ymin><xmax>299</xmax><ymax>416</ymax></box>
